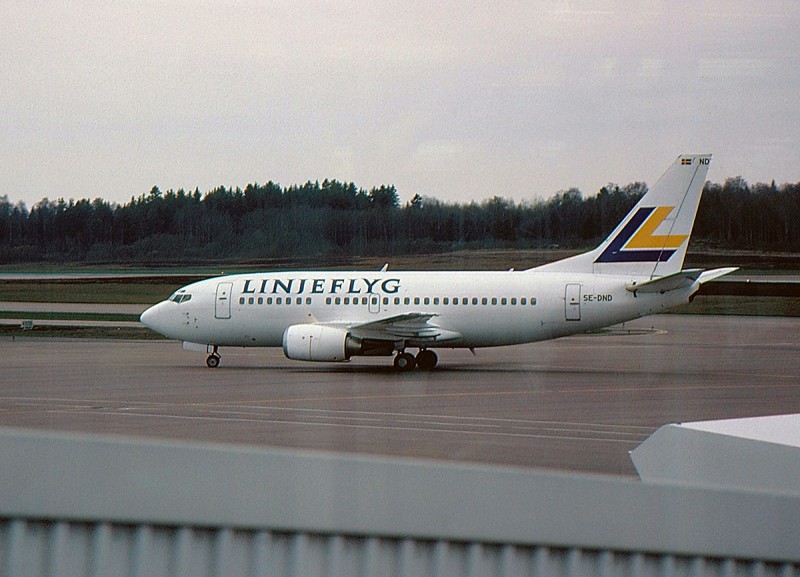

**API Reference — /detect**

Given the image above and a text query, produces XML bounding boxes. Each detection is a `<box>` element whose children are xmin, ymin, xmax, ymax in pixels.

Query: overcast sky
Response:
<box><xmin>2</xmin><ymin>1</ymin><xmax>798</xmax><ymax>208</ymax></box>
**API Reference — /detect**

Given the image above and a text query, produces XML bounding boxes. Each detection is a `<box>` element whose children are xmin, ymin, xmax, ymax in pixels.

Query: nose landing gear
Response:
<box><xmin>206</xmin><ymin>345</ymin><xmax>221</xmax><ymax>368</ymax></box>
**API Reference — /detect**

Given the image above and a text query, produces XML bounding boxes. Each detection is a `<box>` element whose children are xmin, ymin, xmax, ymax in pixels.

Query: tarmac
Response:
<box><xmin>1</xmin><ymin>314</ymin><xmax>798</xmax><ymax>477</ymax></box>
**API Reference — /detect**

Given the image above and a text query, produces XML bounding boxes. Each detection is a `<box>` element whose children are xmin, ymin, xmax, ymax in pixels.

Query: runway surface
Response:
<box><xmin>1</xmin><ymin>315</ymin><xmax>798</xmax><ymax>476</ymax></box>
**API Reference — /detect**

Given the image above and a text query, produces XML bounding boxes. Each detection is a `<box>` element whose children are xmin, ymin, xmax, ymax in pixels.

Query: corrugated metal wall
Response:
<box><xmin>3</xmin><ymin>520</ymin><xmax>797</xmax><ymax>577</ymax></box>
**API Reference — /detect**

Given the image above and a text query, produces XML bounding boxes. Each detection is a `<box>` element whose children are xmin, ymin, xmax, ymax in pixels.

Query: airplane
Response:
<box><xmin>140</xmin><ymin>154</ymin><xmax>736</xmax><ymax>371</ymax></box>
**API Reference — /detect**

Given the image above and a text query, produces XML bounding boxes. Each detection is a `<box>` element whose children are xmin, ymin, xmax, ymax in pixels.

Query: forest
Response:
<box><xmin>0</xmin><ymin>176</ymin><xmax>798</xmax><ymax>264</ymax></box>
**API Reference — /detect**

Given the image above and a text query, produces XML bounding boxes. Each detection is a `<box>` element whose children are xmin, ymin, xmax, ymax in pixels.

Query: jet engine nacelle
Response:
<box><xmin>282</xmin><ymin>324</ymin><xmax>360</xmax><ymax>362</ymax></box>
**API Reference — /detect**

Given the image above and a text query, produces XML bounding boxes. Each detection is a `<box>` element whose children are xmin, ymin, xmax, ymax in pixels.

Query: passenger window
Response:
<box><xmin>248</xmin><ymin>297</ymin><xmax>254</xmax><ymax>305</ymax></box>
<box><xmin>404</xmin><ymin>297</ymin><xmax>410</xmax><ymax>305</ymax></box>
<box><xmin>362</xmin><ymin>297</ymin><xmax>368</xmax><ymax>305</ymax></box>
<box><xmin>344</xmin><ymin>297</ymin><xmax>350</xmax><ymax>305</ymax></box>
<box><xmin>531</xmin><ymin>297</ymin><xmax>537</xmax><ymax>305</ymax></box>
<box><xmin>296</xmin><ymin>297</ymin><xmax>302</xmax><ymax>305</ymax></box>
<box><xmin>267</xmin><ymin>297</ymin><xmax>273</xmax><ymax>305</ymax></box>
<box><xmin>423</xmin><ymin>297</ymin><xmax>430</xmax><ymax>305</ymax></box>
<box><xmin>491</xmin><ymin>297</ymin><xmax>498</xmax><ymax>305</ymax></box>
<box><xmin>461</xmin><ymin>298</ymin><xmax>468</xmax><ymax>305</ymax></box>
<box><xmin>433</xmin><ymin>297</ymin><xmax>439</xmax><ymax>305</ymax></box>
<box><xmin>510</xmin><ymin>298</ymin><xmax>517</xmax><ymax>305</ymax></box>
<box><xmin>383</xmin><ymin>297</ymin><xmax>389</xmax><ymax>305</ymax></box>
<box><xmin>394</xmin><ymin>297</ymin><xmax>400</xmax><ymax>305</ymax></box>
<box><xmin>258</xmin><ymin>297</ymin><xmax>263</xmax><ymax>305</ymax></box>
<box><xmin>239</xmin><ymin>297</ymin><xmax>245</xmax><ymax>305</ymax></box>
<box><xmin>277</xmin><ymin>297</ymin><xmax>283</xmax><ymax>305</ymax></box>
<box><xmin>472</xmin><ymin>297</ymin><xmax>478</xmax><ymax>305</ymax></box>
<box><xmin>482</xmin><ymin>297</ymin><xmax>488</xmax><ymax>305</ymax></box>
<box><xmin>521</xmin><ymin>298</ymin><xmax>527</xmax><ymax>305</ymax></box>
<box><xmin>501</xmin><ymin>298</ymin><xmax>507</xmax><ymax>305</ymax></box>
<box><xmin>443</xmin><ymin>297</ymin><xmax>449</xmax><ymax>305</ymax></box>
<box><xmin>414</xmin><ymin>297</ymin><xmax>420</xmax><ymax>305</ymax></box>
<box><xmin>335</xmin><ymin>297</ymin><xmax>341</xmax><ymax>305</ymax></box>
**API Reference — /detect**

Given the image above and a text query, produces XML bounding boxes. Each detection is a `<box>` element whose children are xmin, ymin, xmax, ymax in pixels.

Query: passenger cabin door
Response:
<box><xmin>565</xmin><ymin>283</ymin><xmax>581</xmax><ymax>321</ymax></box>
<box><xmin>215</xmin><ymin>282</ymin><xmax>233</xmax><ymax>319</ymax></box>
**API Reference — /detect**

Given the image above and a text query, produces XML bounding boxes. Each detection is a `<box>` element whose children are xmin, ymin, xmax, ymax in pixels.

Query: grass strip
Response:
<box><xmin>1</xmin><ymin>325</ymin><xmax>167</xmax><ymax>340</ymax></box>
<box><xmin>0</xmin><ymin>311</ymin><xmax>141</xmax><ymax>322</ymax></box>
<box><xmin>668</xmin><ymin>295</ymin><xmax>800</xmax><ymax>317</ymax></box>
<box><xmin>0</xmin><ymin>282</ymin><xmax>181</xmax><ymax>304</ymax></box>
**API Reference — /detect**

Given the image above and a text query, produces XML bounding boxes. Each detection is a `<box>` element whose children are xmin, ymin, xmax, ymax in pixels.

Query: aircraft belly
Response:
<box><xmin>444</xmin><ymin>309</ymin><xmax>546</xmax><ymax>347</ymax></box>
<box><xmin>186</xmin><ymin>307</ymin><xmax>287</xmax><ymax>347</ymax></box>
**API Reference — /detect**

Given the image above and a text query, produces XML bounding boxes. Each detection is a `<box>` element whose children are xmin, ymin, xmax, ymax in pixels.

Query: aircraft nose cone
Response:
<box><xmin>140</xmin><ymin>301</ymin><xmax>171</xmax><ymax>335</ymax></box>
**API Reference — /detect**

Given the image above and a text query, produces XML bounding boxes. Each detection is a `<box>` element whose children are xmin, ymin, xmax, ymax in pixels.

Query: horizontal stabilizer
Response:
<box><xmin>626</xmin><ymin>269</ymin><xmax>704</xmax><ymax>294</ymax></box>
<box><xmin>698</xmin><ymin>267</ymin><xmax>739</xmax><ymax>284</ymax></box>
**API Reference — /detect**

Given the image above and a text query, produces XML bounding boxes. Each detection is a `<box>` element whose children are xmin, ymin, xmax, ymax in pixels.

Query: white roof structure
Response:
<box><xmin>631</xmin><ymin>414</ymin><xmax>800</xmax><ymax>495</ymax></box>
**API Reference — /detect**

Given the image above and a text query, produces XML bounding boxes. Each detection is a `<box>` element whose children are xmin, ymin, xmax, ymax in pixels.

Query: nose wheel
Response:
<box><xmin>206</xmin><ymin>346</ymin><xmax>221</xmax><ymax>368</ymax></box>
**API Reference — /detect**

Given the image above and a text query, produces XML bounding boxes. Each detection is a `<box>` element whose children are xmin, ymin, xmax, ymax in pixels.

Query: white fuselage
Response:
<box><xmin>142</xmin><ymin>270</ymin><xmax>695</xmax><ymax>349</ymax></box>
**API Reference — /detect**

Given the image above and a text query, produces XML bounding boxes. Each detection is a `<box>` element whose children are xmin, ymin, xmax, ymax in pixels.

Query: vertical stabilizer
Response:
<box><xmin>531</xmin><ymin>154</ymin><xmax>711</xmax><ymax>278</ymax></box>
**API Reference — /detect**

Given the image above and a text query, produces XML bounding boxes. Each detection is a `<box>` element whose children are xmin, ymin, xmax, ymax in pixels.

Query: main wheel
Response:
<box><xmin>393</xmin><ymin>352</ymin><xmax>416</xmax><ymax>371</ymax></box>
<box><xmin>415</xmin><ymin>349</ymin><xmax>438</xmax><ymax>370</ymax></box>
<box><xmin>206</xmin><ymin>354</ymin><xmax>220</xmax><ymax>368</ymax></box>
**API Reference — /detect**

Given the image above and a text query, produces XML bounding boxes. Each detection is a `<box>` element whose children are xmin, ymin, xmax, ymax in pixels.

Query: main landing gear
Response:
<box><xmin>393</xmin><ymin>349</ymin><xmax>438</xmax><ymax>371</ymax></box>
<box><xmin>206</xmin><ymin>345</ymin><xmax>221</xmax><ymax>368</ymax></box>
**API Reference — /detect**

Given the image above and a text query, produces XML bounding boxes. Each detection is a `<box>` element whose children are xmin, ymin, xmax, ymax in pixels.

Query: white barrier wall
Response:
<box><xmin>1</xmin><ymin>427</ymin><xmax>798</xmax><ymax>577</ymax></box>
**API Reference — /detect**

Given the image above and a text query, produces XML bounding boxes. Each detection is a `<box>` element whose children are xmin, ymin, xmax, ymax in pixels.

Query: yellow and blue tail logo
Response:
<box><xmin>595</xmin><ymin>206</ymin><xmax>688</xmax><ymax>263</ymax></box>
<box><xmin>528</xmin><ymin>154</ymin><xmax>710</xmax><ymax>276</ymax></box>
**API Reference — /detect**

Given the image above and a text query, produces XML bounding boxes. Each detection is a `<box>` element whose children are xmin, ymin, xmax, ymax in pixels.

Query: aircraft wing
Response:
<box><xmin>339</xmin><ymin>312</ymin><xmax>462</xmax><ymax>342</ymax></box>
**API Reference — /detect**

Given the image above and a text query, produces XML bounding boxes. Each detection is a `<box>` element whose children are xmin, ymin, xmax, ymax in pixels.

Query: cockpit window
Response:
<box><xmin>169</xmin><ymin>292</ymin><xmax>192</xmax><ymax>303</ymax></box>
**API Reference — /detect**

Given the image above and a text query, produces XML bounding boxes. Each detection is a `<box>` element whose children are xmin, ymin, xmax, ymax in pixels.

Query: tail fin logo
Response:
<box><xmin>595</xmin><ymin>206</ymin><xmax>688</xmax><ymax>263</ymax></box>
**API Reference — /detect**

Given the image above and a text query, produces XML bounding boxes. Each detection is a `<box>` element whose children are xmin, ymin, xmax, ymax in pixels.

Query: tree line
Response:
<box><xmin>0</xmin><ymin>176</ymin><xmax>798</xmax><ymax>264</ymax></box>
